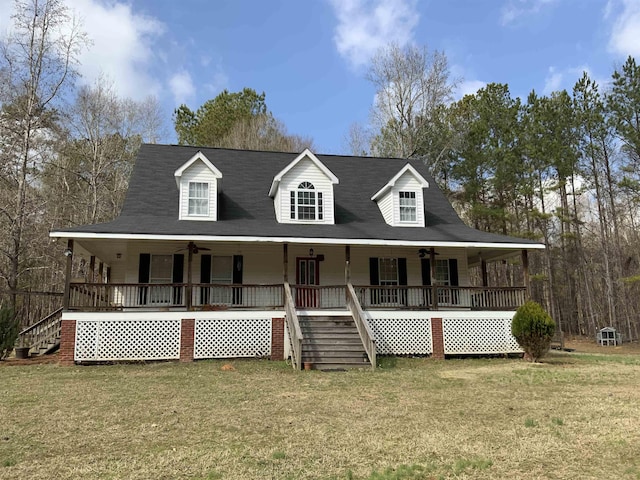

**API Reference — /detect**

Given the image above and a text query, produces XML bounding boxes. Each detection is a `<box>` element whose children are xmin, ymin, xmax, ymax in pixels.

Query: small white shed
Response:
<box><xmin>596</xmin><ymin>327</ymin><xmax>622</xmax><ymax>346</ymax></box>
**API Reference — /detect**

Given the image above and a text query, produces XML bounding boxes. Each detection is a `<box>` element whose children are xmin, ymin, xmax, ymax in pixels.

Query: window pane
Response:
<box><xmin>188</xmin><ymin>182</ymin><xmax>209</xmax><ymax>215</ymax></box>
<box><xmin>211</xmin><ymin>256</ymin><xmax>232</xmax><ymax>283</ymax></box>
<box><xmin>378</xmin><ymin>258</ymin><xmax>398</xmax><ymax>285</ymax></box>
<box><xmin>150</xmin><ymin>255</ymin><xmax>172</xmax><ymax>283</ymax></box>
<box><xmin>435</xmin><ymin>259</ymin><xmax>450</xmax><ymax>285</ymax></box>
<box><xmin>399</xmin><ymin>191</ymin><xmax>416</xmax><ymax>222</ymax></box>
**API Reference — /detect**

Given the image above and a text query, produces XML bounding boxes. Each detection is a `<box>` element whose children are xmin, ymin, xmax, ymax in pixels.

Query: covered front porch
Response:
<box><xmin>52</xmin><ymin>237</ymin><xmax>538</xmax><ymax>369</ymax></box>
<box><xmin>62</xmin><ymin>239</ymin><xmax>532</xmax><ymax>313</ymax></box>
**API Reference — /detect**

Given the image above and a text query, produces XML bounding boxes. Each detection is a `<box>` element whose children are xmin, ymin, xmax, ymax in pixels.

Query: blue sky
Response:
<box><xmin>1</xmin><ymin>0</ymin><xmax>639</xmax><ymax>154</ymax></box>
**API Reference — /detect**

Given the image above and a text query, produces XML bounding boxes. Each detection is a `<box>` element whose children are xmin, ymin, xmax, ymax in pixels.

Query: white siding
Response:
<box><xmin>178</xmin><ymin>160</ymin><xmax>218</xmax><ymax>221</ymax></box>
<box><xmin>274</xmin><ymin>188</ymin><xmax>281</xmax><ymax>223</ymax></box>
<box><xmin>378</xmin><ymin>192</ymin><xmax>394</xmax><ymax>225</ymax></box>
<box><xmin>277</xmin><ymin>158</ymin><xmax>335</xmax><ymax>224</ymax></box>
<box><xmin>117</xmin><ymin>242</ymin><xmax>469</xmax><ymax>287</ymax></box>
<box><xmin>374</xmin><ymin>171</ymin><xmax>426</xmax><ymax>227</ymax></box>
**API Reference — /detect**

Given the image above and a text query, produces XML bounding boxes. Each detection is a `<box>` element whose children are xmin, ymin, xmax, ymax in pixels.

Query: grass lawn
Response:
<box><xmin>1</xmin><ymin>347</ymin><xmax>640</xmax><ymax>479</ymax></box>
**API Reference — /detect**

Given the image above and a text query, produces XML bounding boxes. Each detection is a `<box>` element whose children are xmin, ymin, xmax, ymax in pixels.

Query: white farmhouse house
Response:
<box><xmin>48</xmin><ymin>145</ymin><xmax>545</xmax><ymax>369</ymax></box>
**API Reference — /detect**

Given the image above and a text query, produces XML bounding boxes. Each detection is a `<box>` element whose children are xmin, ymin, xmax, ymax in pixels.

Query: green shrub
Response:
<box><xmin>0</xmin><ymin>306</ymin><xmax>19</xmax><ymax>360</ymax></box>
<box><xmin>511</xmin><ymin>301</ymin><xmax>555</xmax><ymax>362</ymax></box>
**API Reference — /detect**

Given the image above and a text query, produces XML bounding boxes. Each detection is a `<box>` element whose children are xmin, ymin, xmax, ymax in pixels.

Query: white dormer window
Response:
<box><xmin>399</xmin><ymin>191</ymin><xmax>417</xmax><ymax>222</ymax></box>
<box><xmin>269</xmin><ymin>149</ymin><xmax>338</xmax><ymax>224</ymax></box>
<box><xmin>290</xmin><ymin>182</ymin><xmax>324</xmax><ymax>220</ymax></box>
<box><xmin>371</xmin><ymin>164</ymin><xmax>429</xmax><ymax>227</ymax></box>
<box><xmin>188</xmin><ymin>182</ymin><xmax>209</xmax><ymax>216</ymax></box>
<box><xmin>175</xmin><ymin>151</ymin><xmax>222</xmax><ymax>221</ymax></box>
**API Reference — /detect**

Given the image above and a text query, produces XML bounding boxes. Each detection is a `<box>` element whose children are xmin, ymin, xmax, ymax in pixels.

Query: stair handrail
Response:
<box><xmin>18</xmin><ymin>307</ymin><xmax>63</xmax><ymax>350</ymax></box>
<box><xmin>283</xmin><ymin>282</ymin><xmax>304</xmax><ymax>370</ymax></box>
<box><xmin>346</xmin><ymin>283</ymin><xmax>376</xmax><ymax>370</ymax></box>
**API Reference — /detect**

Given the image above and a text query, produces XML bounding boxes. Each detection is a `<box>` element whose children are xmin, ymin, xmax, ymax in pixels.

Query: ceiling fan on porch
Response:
<box><xmin>176</xmin><ymin>242</ymin><xmax>211</xmax><ymax>255</ymax></box>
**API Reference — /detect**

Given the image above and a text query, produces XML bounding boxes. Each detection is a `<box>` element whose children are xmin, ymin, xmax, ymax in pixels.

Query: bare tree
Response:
<box><xmin>367</xmin><ymin>43</ymin><xmax>458</xmax><ymax>159</ymax></box>
<box><xmin>342</xmin><ymin>121</ymin><xmax>372</xmax><ymax>156</ymax></box>
<box><xmin>0</xmin><ymin>0</ymin><xmax>87</xmax><ymax>306</ymax></box>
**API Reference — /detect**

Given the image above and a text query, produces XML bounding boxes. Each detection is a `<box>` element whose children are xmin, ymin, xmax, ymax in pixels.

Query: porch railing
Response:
<box><xmin>355</xmin><ymin>285</ymin><xmax>526</xmax><ymax>310</ymax></box>
<box><xmin>346</xmin><ymin>283</ymin><xmax>376</xmax><ymax>370</ymax></box>
<box><xmin>67</xmin><ymin>283</ymin><xmax>525</xmax><ymax>311</ymax></box>
<box><xmin>18</xmin><ymin>307</ymin><xmax>63</xmax><ymax>354</ymax></box>
<box><xmin>68</xmin><ymin>283</ymin><xmax>284</xmax><ymax>310</ymax></box>
<box><xmin>290</xmin><ymin>285</ymin><xmax>346</xmax><ymax>309</ymax></box>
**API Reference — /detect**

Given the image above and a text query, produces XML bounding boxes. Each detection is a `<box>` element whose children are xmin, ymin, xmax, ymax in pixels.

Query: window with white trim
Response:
<box><xmin>150</xmin><ymin>254</ymin><xmax>173</xmax><ymax>304</ymax></box>
<box><xmin>188</xmin><ymin>182</ymin><xmax>209</xmax><ymax>216</ymax></box>
<box><xmin>399</xmin><ymin>191</ymin><xmax>417</xmax><ymax>222</ymax></box>
<box><xmin>378</xmin><ymin>258</ymin><xmax>399</xmax><ymax>304</ymax></box>
<box><xmin>210</xmin><ymin>255</ymin><xmax>233</xmax><ymax>303</ymax></box>
<box><xmin>435</xmin><ymin>259</ymin><xmax>450</xmax><ymax>285</ymax></box>
<box><xmin>290</xmin><ymin>182</ymin><xmax>323</xmax><ymax>220</ymax></box>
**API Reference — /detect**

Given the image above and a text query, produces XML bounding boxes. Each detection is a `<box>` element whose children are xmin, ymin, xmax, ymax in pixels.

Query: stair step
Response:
<box><xmin>303</xmin><ymin>339</ymin><xmax>363</xmax><ymax>345</ymax></box>
<box><xmin>303</xmin><ymin>351</ymin><xmax>368</xmax><ymax>360</ymax></box>
<box><xmin>302</xmin><ymin>331</ymin><xmax>360</xmax><ymax>337</ymax></box>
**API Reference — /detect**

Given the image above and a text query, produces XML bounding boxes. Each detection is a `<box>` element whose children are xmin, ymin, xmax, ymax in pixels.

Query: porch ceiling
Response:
<box><xmin>66</xmin><ymin>237</ymin><xmax>535</xmax><ymax>267</ymax></box>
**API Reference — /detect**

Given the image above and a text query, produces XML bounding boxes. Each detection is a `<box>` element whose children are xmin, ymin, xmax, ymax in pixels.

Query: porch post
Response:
<box><xmin>98</xmin><ymin>262</ymin><xmax>104</xmax><ymax>283</ymax></box>
<box><xmin>63</xmin><ymin>239</ymin><xmax>73</xmax><ymax>310</ymax></box>
<box><xmin>345</xmin><ymin>245</ymin><xmax>351</xmax><ymax>283</ymax></box>
<box><xmin>430</xmin><ymin>247</ymin><xmax>438</xmax><ymax>310</ymax></box>
<box><xmin>89</xmin><ymin>255</ymin><xmax>96</xmax><ymax>283</ymax></box>
<box><xmin>283</xmin><ymin>243</ymin><xmax>289</xmax><ymax>282</ymax></box>
<box><xmin>522</xmin><ymin>249</ymin><xmax>530</xmax><ymax>300</ymax></box>
<box><xmin>186</xmin><ymin>245</ymin><xmax>193</xmax><ymax>310</ymax></box>
<box><xmin>480</xmin><ymin>253</ymin><xmax>488</xmax><ymax>287</ymax></box>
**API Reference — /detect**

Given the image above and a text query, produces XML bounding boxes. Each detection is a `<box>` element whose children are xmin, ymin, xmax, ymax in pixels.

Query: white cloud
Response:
<box><xmin>457</xmin><ymin>80</ymin><xmax>487</xmax><ymax>98</ymax></box>
<box><xmin>543</xmin><ymin>67</ymin><xmax>563</xmax><ymax>94</ymax></box>
<box><xmin>169</xmin><ymin>70</ymin><xmax>195</xmax><ymax>106</ymax></box>
<box><xmin>0</xmin><ymin>0</ymin><xmax>166</xmax><ymax>101</ymax></box>
<box><xmin>608</xmin><ymin>0</ymin><xmax>640</xmax><ymax>57</ymax></box>
<box><xmin>328</xmin><ymin>0</ymin><xmax>419</xmax><ymax>68</ymax></box>
<box><xmin>542</xmin><ymin>65</ymin><xmax>593</xmax><ymax>95</ymax></box>
<box><xmin>68</xmin><ymin>0</ymin><xmax>165</xmax><ymax>100</ymax></box>
<box><xmin>500</xmin><ymin>0</ymin><xmax>557</xmax><ymax>26</ymax></box>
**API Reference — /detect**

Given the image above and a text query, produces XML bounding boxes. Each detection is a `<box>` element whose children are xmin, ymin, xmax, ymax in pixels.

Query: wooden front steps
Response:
<box><xmin>299</xmin><ymin>315</ymin><xmax>371</xmax><ymax>370</ymax></box>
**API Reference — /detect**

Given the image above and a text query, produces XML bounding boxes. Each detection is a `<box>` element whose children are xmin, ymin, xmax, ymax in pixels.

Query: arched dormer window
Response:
<box><xmin>290</xmin><ymin>181</ymin><xmax>323</xmax><ymax>221</ymax></box>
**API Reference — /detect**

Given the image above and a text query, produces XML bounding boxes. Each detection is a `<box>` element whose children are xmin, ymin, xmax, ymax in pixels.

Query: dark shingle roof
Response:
<box><xmin>55</xmin><ymin>144</ymin><xmax>538</xmax><ymax>245</ymax></box>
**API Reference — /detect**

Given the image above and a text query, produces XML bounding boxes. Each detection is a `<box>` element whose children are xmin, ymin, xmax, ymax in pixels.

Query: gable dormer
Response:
<box><xmin>174</xmin><ymin>151</ymin><xmax>223</xmax><ymax>221</ymax></box>
<box><xmin>268</xmin><ymin>149</ymin><xmax>339</xmax><ymax>224</ymax></box>
<box><xmin>371</xmin><ymin>164</ymin><xmax>429</xmax><ymax>227</ymax></box>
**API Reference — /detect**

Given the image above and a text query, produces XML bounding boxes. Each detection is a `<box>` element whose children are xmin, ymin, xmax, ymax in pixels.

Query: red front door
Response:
<box><xmin>296</xmin><ymin>257</ymin><xmax>319</xmax><ymax>307</ymax></box>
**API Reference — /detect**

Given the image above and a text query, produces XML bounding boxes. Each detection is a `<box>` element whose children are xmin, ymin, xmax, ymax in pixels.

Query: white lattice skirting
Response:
<box><xmin>366</xmin><ymin>313</ymin><xmax>433</xmax><ymax>355</ymax></box>
<box><xmin>75</xmin><ymin>318</ymin><xmax>181</xmax><ymax>361</ymax></box>
<box><xmin>442</xmin><ymin>313</ymin><xmax>522</xmax><ymax>354</ymax></box>
<box><xmin>194</xmin><ymin>317</ymin><xmax>271</xmax><ymax>359</ymax></box>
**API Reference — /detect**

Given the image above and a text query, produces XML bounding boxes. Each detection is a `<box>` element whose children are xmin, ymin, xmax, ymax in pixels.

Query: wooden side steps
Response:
<box><xmin>299</xmin><ymin>315</ymin><xmax>371</xmax><ymax>370</ymax></box>
<box><xmin>17</xmin><ymin>307</ymin><xmax>63</xmax><ymax>357</ymax></box>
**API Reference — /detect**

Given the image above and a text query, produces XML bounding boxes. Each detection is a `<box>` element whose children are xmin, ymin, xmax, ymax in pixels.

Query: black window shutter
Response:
<box><xmin>449</xmin><ymin>259</ymin><xmax>459</xmax><ymax>286</ymax></box>
<box><xmin>421</xmin><ymin>259</ymin><xmax>431</xmax><ymax>286</ymax></box>
<box><xmin>172</xmin><ymin>254</ymin><xmax>184</xmax><ymax>305</ymax></box>
<box><xmin>172</xmin><ymin>254</ymin><xmax>184</xmax><ymax>283</ymax></box>
<box><xmin>200</xmin><ymin>255</ymin><xmax>211</xmax><ymax>283</ymax></box>
<box><xmin>369</xmin><ymin>258</ymin><xmax>379</xmax><ymax>285</ymax></box>
<box><xmin>398</xmin><ymin>258</ymin><xmax>407</xmax><ymax>285</ymax></box>
<box><xmin>138</xmin><ymin>254</ymin><xmax>150</xmax><ymax>283</ymax></box>
<box><xmin>138</xmin><ymin>254</ymin><xmax>150</xmax><ymax>305</ymax></box>
<box><xmin>232</xmin><ymin>255</ymin><xmax>243</xmax><ymax>305</ymax></box>
<box><xmin>369</xmin><ymin>257</ymin><xmax>379</xmax><ymax>305</ymax></box>
<box><xmin>232</xmin><ymin>255</ymin><xmax>243</xmax><ymax>284</ymax></box>
<box><xmin>200</xmin><ymin>254</ymin><xmax>211</xmax><ymax>305</ymax></box>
